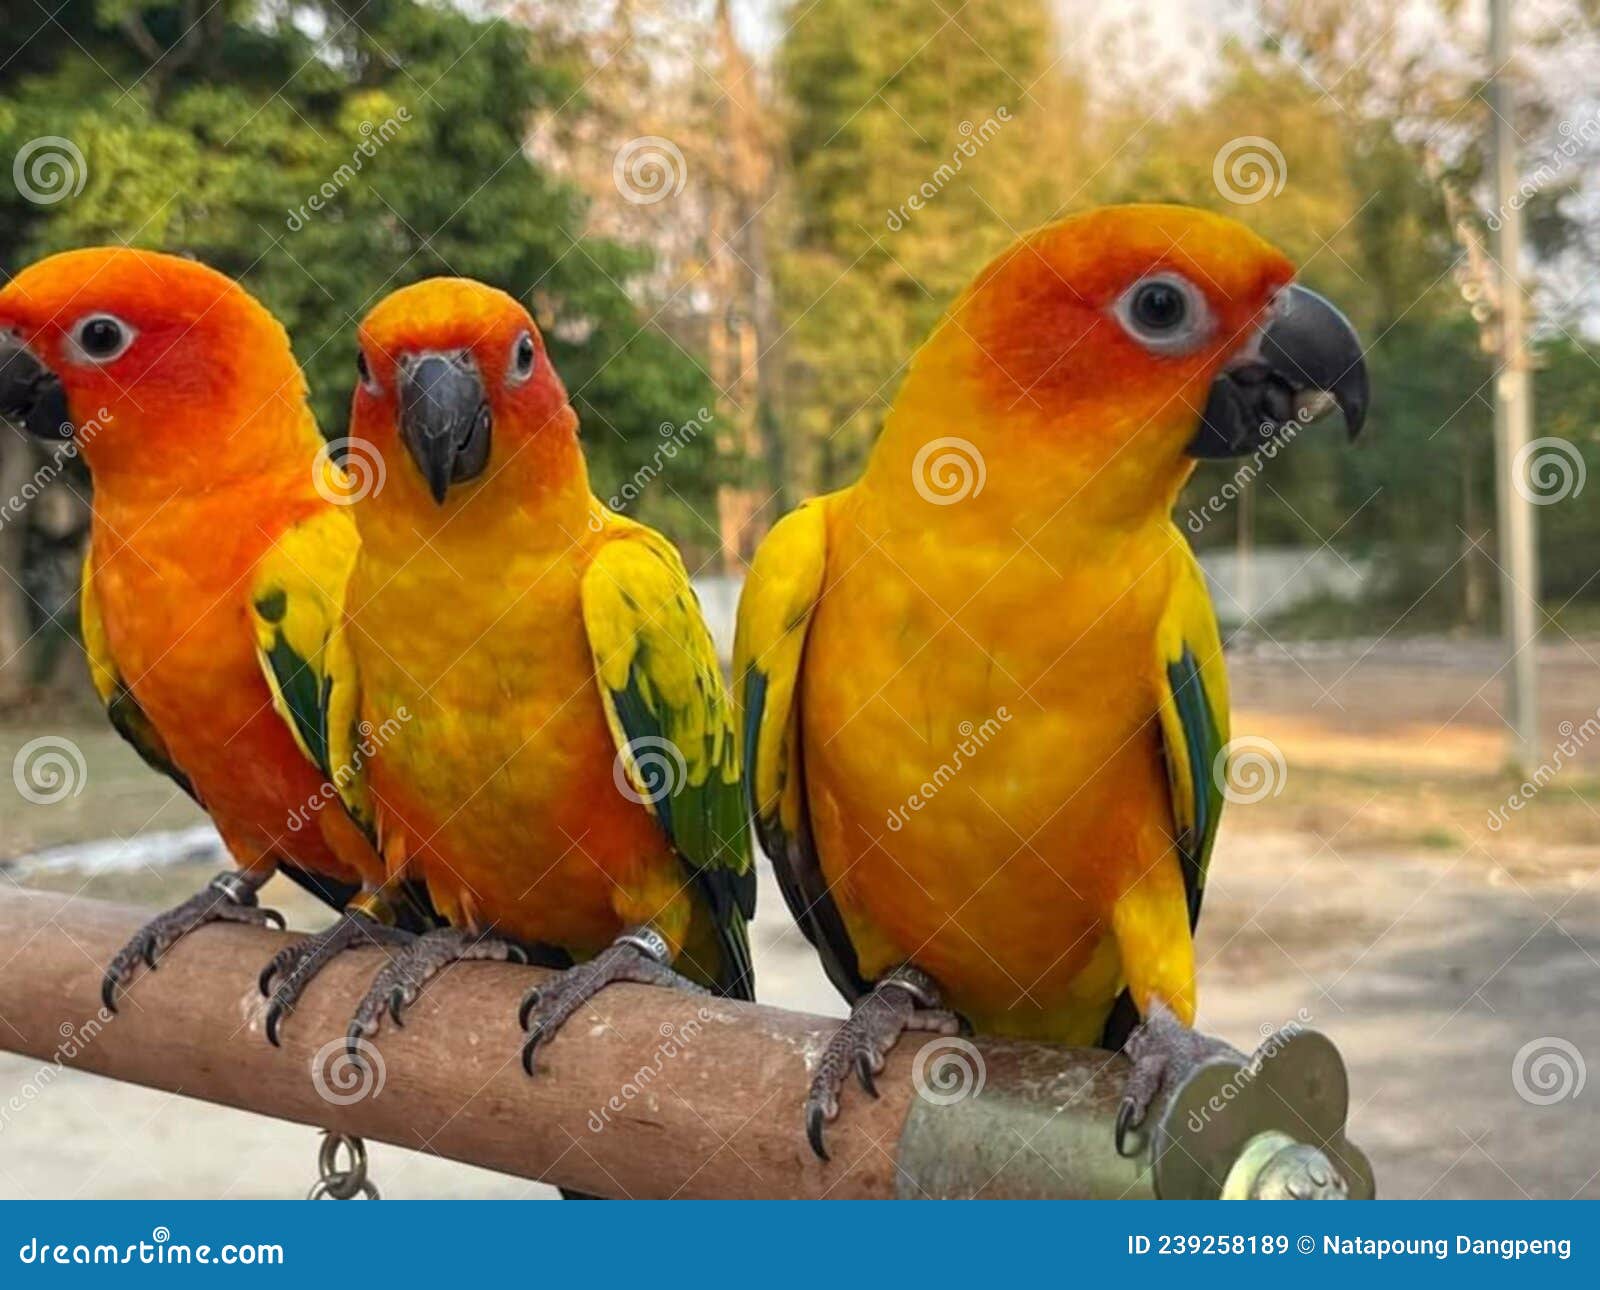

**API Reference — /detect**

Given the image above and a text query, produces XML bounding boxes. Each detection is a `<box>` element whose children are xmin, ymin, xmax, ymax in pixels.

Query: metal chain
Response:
<box><xmin>305</xmin><ymin>1131</ymin><xmax>380</xmax><ymax>1200</ymax></box>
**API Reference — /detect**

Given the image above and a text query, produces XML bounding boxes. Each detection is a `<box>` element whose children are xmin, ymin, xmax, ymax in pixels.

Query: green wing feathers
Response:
<box><xmin>1155</xmin><ymin>541</ymin><xmax>1231</xmax><ymax>930</ymax></box>
<box><xmin>581</xmin><ymin>524</ymin><xmax>755</xmax><ymax>1000</ymax></box>
<box><xmin>248</xmin><ymin>509</ymin><xmax>374</xmax><ymax>841</ymax></box>
<box><xmin>732</xmin><ymin>498</ymin><xmax>870</xmax><ymax>1001</ymax></box>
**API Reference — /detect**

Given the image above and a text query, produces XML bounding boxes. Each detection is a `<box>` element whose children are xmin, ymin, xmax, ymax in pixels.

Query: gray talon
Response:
<box><xmin>100</xmin><ymin>873</ymin><xmax>279</xmax><ymax>1011</ymax></box>
<box><xmin>804</xmin><ymin>966</ymin><xmax>960</xmax><ymax>1161</ymax></box>
<box><xmin>347</xmin><ymin>926</ymin><xmax>529</xmax><ymax>1049</ymax></box>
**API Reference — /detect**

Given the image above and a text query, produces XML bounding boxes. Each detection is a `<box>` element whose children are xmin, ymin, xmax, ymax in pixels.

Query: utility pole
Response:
<box><xmin>1489</xmin><ymin>0</ymin><xmax>1541</xmax><ymax>773</ymax></box>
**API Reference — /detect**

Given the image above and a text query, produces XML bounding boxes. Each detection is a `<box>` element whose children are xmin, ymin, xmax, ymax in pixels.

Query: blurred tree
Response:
<box><xmin>773</xmin><ymin>0</ymin><xmax>1055</xmax><ymax>492</ymax></box>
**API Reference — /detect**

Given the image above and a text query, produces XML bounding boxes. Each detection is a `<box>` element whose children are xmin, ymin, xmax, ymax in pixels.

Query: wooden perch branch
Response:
<box><xmin>0</xmin><ymin>890</ymin><xmax>1158</xmax><ymax>1199</ymax></box>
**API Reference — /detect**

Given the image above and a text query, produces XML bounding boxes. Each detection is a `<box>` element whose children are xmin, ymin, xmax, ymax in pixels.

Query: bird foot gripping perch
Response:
<box><xmin>890</xmin><ymin>1025</ymin><xmax>1373</xmax><ymax>1200</ymax></box>
<box><xmin>102</xmin><ymin>871</ymin><xmax>284</xmax><ymax>1012</ymax></box>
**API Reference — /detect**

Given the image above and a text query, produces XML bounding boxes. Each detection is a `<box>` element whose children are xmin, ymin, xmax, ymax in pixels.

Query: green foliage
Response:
<box><xmin>0</xmin><ymin>0</ymin><xmax>714</xmax><ymax>531</ymax></box>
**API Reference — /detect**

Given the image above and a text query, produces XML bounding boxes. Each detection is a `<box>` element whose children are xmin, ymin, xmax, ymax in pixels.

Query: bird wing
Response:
<box><xmin>1100</xmin><ymin>534</ymin><xmax>1232</xmax><ymax>1051</ymax></box>
<box><xmin>1153</xmin><ymin>536</ymin><xmax>1231</xmax><ymax>931</ymax></box>
<box><xmin>248</xmin><ymin>506</ymin><xmax>375</xmax><ymax>843</ymax></box>
<box><xmin>581</xmin><ymin>520</ymin><xmax>755</xmax><ymax>1000</ymax></box>
<box><xmin>80</xmin><ymin>539</ymin><xmax>198</xmax><ymax>803</ymax></box>
<box><xmin>733</xmin><ymin>497</ymin><xmax>869</xmax><ymax>1002</ymax></box>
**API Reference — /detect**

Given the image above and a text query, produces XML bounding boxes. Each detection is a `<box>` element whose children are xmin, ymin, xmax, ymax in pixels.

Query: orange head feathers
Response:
<box><xmin>352</xmin><ymin>277</ymin><xmax>579</xmax><ymax>508</ymax></box>
<box><xmin>0</xmin><ymin>248</ymin><xmax>312</xmax><ymax>485</ymax></box>
<box><xmin>883</xmin><ymin>204</ymin><xmax>1367</xmax><ymax>517</ymax></box>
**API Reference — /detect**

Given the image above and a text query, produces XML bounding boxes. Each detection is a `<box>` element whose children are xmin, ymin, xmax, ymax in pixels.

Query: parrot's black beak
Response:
<box><xmin>398</xmin><ymin>351</ymin><xmax>492</xmax><ymax>505</ymax></box>
<box><xmin>0</xmin><ymin>333</ymin><xmax>72</xmax><ymax>443</ymax></box>
<box><xmin>1189</xmin><ymin>284</ymin><xmax>1368</xmax><ymax>459</ymax></box>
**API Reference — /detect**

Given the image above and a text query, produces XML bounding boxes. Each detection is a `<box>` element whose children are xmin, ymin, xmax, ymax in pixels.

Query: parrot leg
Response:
<box><xmin>518</xmin><ymin>926</ymin><xmax>707</xmax><ymax>1076</ymax></box>
<box><xmin>804</xmin><ymin>965</ymin><xmax>962</xmax><ymax>1162</ymax></box>
<box><xmin>345</xmin><ymin>926</ymin><xmax>529</xmax><ymax>1057</ymax></box>
<box><xmin>1115</xmin><ymin>998</ymin><xmax>1244</xmax><ymax>1157</ymax></box>
<box><xmin>258</xmin><ymin>909</ymin><xmax>412</xmax><ymax>1047</ymax></box>
<box><xmin>101</xmin><ymin>870</ymin><xmax>285</xmax><ymax>1012</ymax></box>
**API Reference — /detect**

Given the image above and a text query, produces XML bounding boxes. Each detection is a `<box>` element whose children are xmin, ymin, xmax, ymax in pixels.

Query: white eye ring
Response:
<box><xmin>1113</xmin><ymin>274</ymin><xmax>1213</xmax><ymax>355</ymax></box>
<box><xmin>356</xmin><ymin>349</ymin><xmax>382</xmax><ymax>395</ymax></box>
<box><xmin>68</xmin><ymin>313</ymin><xmax>137</xmax><ymax>365</ymax></box>
<box><xmin>507</xmin><ymin>330</ymin><xmax>537</xmax><ymax>385</ymax></box>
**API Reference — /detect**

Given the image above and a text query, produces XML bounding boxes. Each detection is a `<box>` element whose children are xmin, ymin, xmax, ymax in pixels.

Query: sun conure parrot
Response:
<box><xmin>734</xmin><ymin>203</ymin><xmax>1369</xmax><ymax>1159</ymax></box>
<box><xmin>251</xmin><ymin>276</ymin><xmax>753</xmax><ymax>1069</ymax></box>
<box><xmin>0</xmin><ymin>248</ymin><xmax>434</xmax><ymax>1026</ymax></box>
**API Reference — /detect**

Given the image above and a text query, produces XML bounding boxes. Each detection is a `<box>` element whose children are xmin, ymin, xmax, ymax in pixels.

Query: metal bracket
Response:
<box><xmin>1151</xmin><ymin>1028</ymin><xmax>1374</xmax><ymax>1199</ymax></box>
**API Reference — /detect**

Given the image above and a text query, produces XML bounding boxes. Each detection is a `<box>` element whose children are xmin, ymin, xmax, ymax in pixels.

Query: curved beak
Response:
<box><xmin>1190</xmin><ymin>284</ymin><xmax>1369</xmax><ymax>459</ymax></box>
<box><xmin>398</xmin><ymin>352</ymin><xmax>492</xmax><ymax>505</ymax></box>
<box><xmin>0</xmin><ymin>333</ymin><xmax>72</xmax><ymax>442</ymax></box>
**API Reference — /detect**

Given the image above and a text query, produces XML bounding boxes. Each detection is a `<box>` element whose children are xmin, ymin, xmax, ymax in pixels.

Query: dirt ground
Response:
<box><xmin>2</xmin><ymin>636</ymin><xmax>1598</xmax><ymax>1199</ymax></box>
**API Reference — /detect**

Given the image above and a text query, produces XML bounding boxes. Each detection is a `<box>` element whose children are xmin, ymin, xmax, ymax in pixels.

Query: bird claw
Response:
<box><xmin>258</xmin><ymin>911</ymin><xmax>410</xmax><ymax>1048</ymax></box>
<box><xmin>803</xmin><ymin>966</ymin><xmax>961</xmax><ymax>1163</ymax></box>
<box><xmin>517</xmin><ymin>929</ymin><xmax>704</xmax><ymax>1077</ymax></box>
<box><xmin>345</xmin><ymin>926</ymin><xmax>529</xmax><ymax>1055</ymax></box>
<box><xmin>100</xmin><ymin>874</ymin><xmax>279</xmax><ymax>1013</ymax></box>
<box><xmin>806</xmin><ymin>1099</ymin><xmax>832</xmax><ymax>1162</ymax></box>
<box><xmin>1116</xmin><ymin>1000</ymin><xmax>1243</xmax><ymax>1159</ymax></box>
<box><xmin>854</xmin><ymin>1050</ymin><xmax>879</xmax><ymax>1098</ymax></box>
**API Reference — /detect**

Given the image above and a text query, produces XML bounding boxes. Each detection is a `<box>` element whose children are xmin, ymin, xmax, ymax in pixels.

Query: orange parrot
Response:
<box><xmin>0</xmin><ymin>249</ymin><xmax>429</xmax><ymax>1026</ymax></box>
<box><xmin>248</xmin><ymin>278</ymin><xmax>752</xmax><ymax>1069</ymax></box>
<box><xmin>735</xmin><ymin>205</ymin><xmax>1368</xmax><ymax>1158</ymax></box>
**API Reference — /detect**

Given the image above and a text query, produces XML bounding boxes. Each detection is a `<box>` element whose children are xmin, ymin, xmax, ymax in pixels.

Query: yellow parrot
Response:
<box><xmin>250</xmin><ymin>278</ymin><xmax>753</xmax><ymax>1070</ymax></box>
<box><xmin>735</xmin><ymin>204</ymin><xmax>1368</xmax><ymax>1158</ymax></box>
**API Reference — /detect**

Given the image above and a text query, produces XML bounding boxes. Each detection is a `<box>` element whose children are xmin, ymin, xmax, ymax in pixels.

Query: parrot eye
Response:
<box><xmin>1115</xmin><ymin>274</ymin><xmax>1210</xmax><ymax>354</ymax></box>
<box><xmin>508</xmin><ymin>331</ymin><xmax>537</xmax><ymax>384</ymax></box>
<box><xmin>1132</xmin><ymin>282</ymin><xmax>1186</xmax><ymax>330</ymax></box>
<box><xmin>356</xmin><ymin>349</ymin><xmax>381</xmax><ymax>394</ymax></box>
<box><xmin>70</xmin><ymin>314</ymin><xmax>135</xmax><ymax>364</ymax></box>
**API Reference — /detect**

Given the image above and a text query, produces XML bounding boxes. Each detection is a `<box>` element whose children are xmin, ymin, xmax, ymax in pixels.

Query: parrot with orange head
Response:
<box><xmin>0</xmin><ymin>248</ymin><xmax>434</xmax><ymax>1028</ymax></box>
<box><xmin>247</xmin><ymin>277</ymin><xmax>753</xmax><ymax>1070</ymax></box>
<box><xmin>734</xmin><ymin>204</ymin><xmax>1369</xmax><ymax>1159</ymax></box>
